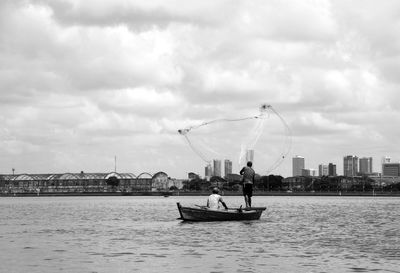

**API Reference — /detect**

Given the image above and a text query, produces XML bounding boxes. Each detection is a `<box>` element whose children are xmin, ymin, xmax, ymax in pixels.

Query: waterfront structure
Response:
<box><xmin>318</xmin><ymin>164</ymin><xmax>329</xmax><ymax>177</ymax></box>
<box><xmin>292</xmin><ymin>156</ymin><xmax>305</xmax><ymax>177</ymax></box>
<box><xmin>344</xmin><ymin>155</ymin><xmax>358</xmax><ymax>177</ymax></box>
<box><xmin>359</xmin><ymin>157</ymin><xmax>373</xmax><ymax>175</ymax></box>
<box><xmin>0</xmin><ymin>171</ymin><xmax>179</xmax><ymax>194</ymax></box>
<box><xmin>224</xmin><ymin>159</ymin><xmax>232</xmax><ymax>178</ymax></box>
<box><xmin>152</xmin><ymin>172</ymin><xmax>170</xmax><ymax>191</ymax></box>
<box><xmin>382</xmin><ymin>163</ymin><xmax>400</xmax><ymax>177</ymax></box>
<box><xmin>328</xmin><ymin>163</ymin><xmax>337</xmax><ymax>176</ymax></box>
<box><xmin>246</xmin><ymin>149</ymin><xmax>254</xmax><ymax>163</ymax></box>
<box><xmin>213</xmin><ymin>159</ymin><xmax>222</xmax><ymax>177</ymax></box>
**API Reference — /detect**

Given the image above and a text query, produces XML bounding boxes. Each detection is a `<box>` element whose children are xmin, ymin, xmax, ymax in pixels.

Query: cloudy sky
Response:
<box><xmin>1</xmin><ymin>0</ymin><xmax>399</xmax><ymax>178</ymax></box>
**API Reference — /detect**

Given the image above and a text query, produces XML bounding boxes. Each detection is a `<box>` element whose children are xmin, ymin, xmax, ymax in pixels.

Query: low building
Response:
<box><xmin>0</xmin><ymin>171</ymin><xmax>175</xmax><ymax>194</ymax></box>
<box><xmin>282</xmin><ymin>176</ymin><xmax>307</xmax><ymax>191</ymax></box>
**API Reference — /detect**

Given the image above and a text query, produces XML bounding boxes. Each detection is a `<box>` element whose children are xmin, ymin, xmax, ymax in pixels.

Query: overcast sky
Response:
<box><xmin>1</xmin><ymin>0</ymin><xmax>399</xmax><ymax>178</ymax></box>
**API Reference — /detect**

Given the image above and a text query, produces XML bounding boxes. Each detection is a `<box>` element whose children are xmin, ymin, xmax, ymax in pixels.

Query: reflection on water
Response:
<box><xmin>0</xmin><ymin>196</ymin><xmax>399</xmax><ymax>273</ymax></box>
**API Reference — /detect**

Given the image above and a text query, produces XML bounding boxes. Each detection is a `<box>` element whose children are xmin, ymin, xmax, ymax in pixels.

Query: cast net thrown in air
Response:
<box><xmin>178</xmin><ymin>104</ymin><xmax>292</xmax><ymax>175</ymax></box>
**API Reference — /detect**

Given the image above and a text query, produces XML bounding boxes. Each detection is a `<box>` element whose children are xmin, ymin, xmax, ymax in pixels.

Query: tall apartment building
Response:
<box><xmin>359</xmin><ymin>157</ymin><xmax>373</xmax><ymax>175</ymax></box>
<box><xmin>382</xmin><ymin>163</ymin><xmax>400</xmax><ymax>176</ymax></box>
<box><xmin>246</xmin><ymin>149</ymin><xmax>254</xmax><ymax>163</ymax></box>
<box><xmin>328</xmin><ymin>163</ymin><xmax>337</xmax><ymax>176</ymax></box>
<box><xmin>318</xmin><ymin>164</ymin><xmax>329</xmax><ymax>176</ymax></box>
<box><xmin>382</xmin><ymin>156</ymin><xmax>391</xmax><ymax>164</ymax></box>
<box><xmin>344</xmin><ymin>155</ymin><xmax>358</xmax><ymax>177</ymax></box>
<box><xmin>382</xmin><ymin>156</ymin><xmax>391</xmax><ymax>174</ymax></box>
<box><xmin>224</xmin><ymin>159</ymin><xmax>232</xmax><ymax>178</ymax></box>
<box><xmin>205</xmin><ymin>164</ymin><xmax>212</xmax><ymax>178</ymax></box>
<box><xmin>302</xmin><ymin>168</ymin><xmax>316</xmax><ymax>177</ymax></box>
<box><xmin>292</xmin><ymin>156</ymin><xmax>305</xmax><ymax>177</ymax></box>
<box><xmin>213</xmin><ymin>159</ymin><xmax>222</xmax><ymax>177</ymax></box>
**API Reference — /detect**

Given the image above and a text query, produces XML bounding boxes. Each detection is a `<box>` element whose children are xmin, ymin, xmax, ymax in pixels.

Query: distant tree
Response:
<box><xmin>0</xmin><ymin>175</ymin><xmax>4</xmax><ymax>188</ymax></box>
<box><xmin>273</xmin><ymin>175</ymin><xmax>284</xmax><ymax>191</ymax></box>
<box><xmin>184</xmin><ymin>177</ymin><xmax>209</xmax><ymax>191</ymax></box>
<box><xmin>328</xmin><ymin>176</ymin><xmax>341</xmax><ymax>192</ymax></box>
<box><xmin>209</xmin><ymin>176</ymin><xmax>226</xmax><ymax>190</ymax></box>
<box><xmin>210</xmin><ymin>176</ymin><xmax>226</xmax><ymax>183</ymax></box>
<box><xmin>261</xmin><ymin>175</ymin><xmax>283</xmax><ymax>191</ymax></box>
<box><xmin>392</xmin><ymin>183</ymin><xmax>400</xmax><ymax>191</ymax></box>
<box><xmin>253</xmin><ymin>174</ymin><xmax>262</xmax><ymax>190</ymax></box>
<box><xmin>231</xmin><ymin>184</ymin><xmax>241</xmax><ymax>192</ymax></box>
<box><xmin>259</xmin><ymin>176</ymin><xmax>268</xmax><ymax>190</ymax></box>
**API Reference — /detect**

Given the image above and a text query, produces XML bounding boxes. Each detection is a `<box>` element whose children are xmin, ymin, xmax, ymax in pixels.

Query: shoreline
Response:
<box><xmin>1</xmin><ymin>191</ymin><xmax>400</xmax><ymax>197</ymax></box>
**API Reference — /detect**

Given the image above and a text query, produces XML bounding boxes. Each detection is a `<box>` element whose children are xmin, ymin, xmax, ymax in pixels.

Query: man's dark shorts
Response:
<box><xmin>242</xmin><ymin>183</ymin><xmax>253</xmax><ymax>197</ymax></box>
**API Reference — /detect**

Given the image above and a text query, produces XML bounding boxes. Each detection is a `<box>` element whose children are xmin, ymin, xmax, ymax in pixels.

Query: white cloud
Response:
<box><xmin>1</xmin><ymin>0</ymin><xmax>400</xmax><ymax>177</ymax></box>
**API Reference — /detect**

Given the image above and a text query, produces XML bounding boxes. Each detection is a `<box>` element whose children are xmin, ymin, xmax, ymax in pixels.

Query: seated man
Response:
<box><xmin>207</xmin><ymin>187</ymin><xmax>228</xmax><ymax>210</ymax></box>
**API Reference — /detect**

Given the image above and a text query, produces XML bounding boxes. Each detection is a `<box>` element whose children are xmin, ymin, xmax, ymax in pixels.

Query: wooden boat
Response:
<box><xmin>176</xmin><ymin>202</ymin><xmax>266</xmax><ymax>221</ymax></box>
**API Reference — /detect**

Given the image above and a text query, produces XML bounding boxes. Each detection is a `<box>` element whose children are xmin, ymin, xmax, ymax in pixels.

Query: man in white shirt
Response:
<box><xmin>207</xmin><ymin>187</ymin><xmax>228</xmax><ymax>210</ymax></box>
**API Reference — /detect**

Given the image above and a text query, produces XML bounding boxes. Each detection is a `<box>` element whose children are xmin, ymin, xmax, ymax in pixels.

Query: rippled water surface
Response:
<box><xmin>1</xmin><ymin>196</ymin><xmax>399</xmax><ymax>273</ymax></box>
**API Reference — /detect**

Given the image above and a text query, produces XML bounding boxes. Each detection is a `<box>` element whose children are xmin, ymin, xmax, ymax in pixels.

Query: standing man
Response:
<box><xmin>240</xmin><ymin>161</ymin><xmax>255</xmax><ymax>208</ymax></box>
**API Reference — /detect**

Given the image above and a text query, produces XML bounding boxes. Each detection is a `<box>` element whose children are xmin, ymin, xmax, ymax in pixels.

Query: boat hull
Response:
<box><xmin>177</xmin><ymin>202</ymin><xmax>266</xmax><ymax>221</ymax></box>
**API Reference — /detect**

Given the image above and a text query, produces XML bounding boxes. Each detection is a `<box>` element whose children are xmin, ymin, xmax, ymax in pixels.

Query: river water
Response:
<box><xmin>0</xmin><ymin>196</ymin><xmax>399</xmax><ymax>273</ymax></box>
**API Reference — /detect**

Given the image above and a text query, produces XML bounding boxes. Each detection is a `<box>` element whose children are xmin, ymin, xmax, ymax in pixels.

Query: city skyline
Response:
<box><xmin>294</xmin><ymin>154</ymin><xmax>400</xmax><ymax>178</ymax></box>
<box><xmin>1</xmin><ymin>1</ymin><xmax>400</xmax><ymax>179</ymax></box>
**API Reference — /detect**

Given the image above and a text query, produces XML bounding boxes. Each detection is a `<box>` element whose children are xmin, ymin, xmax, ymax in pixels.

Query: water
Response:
<box><xmin>0</xmin><ymin>196</ymin><xmax>399</xmax><ymax>273</ymax></box>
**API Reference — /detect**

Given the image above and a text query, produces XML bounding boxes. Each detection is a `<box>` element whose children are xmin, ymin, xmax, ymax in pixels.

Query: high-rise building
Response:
<box><xmin>302</xmin><ymin>168</ymin><xmax>316</xmax><ymax>177</ymax></box>
<box><xmin>382</xmin><ymin>156</ymin><xmax>391</xmax><ymax>174</ymax></box>
<box><xmin>224</xmin><ymin>159</ymin><xmax>232</xmax><ymax>178</ymax></box>
<box><xmin>382</xmin><ymin>163</ymin><xmax>400</xmax><ymax>176</ymax></box>
<box><xmin>318</xmin><ymin>164</ymin><xmax>329</xmax><ymax>176</ymax></box>
<box><xmin>382</xmin><ymin>156</ymin><xmax>391</xmax><ymax>164</ymax></box>
<box><xmin>205</xmin><ymin>164</ymin><xmax>212</xmax><ymax>178</ymax></box>
<box><xmin>344</xmin><ymin>155</ymin><xmax>358</xmax><ymax>177</ymax></box>
<box><xmin>292</xmin><ymin>156</ymin><xmax>305</xmax><ymax>176</ymax></box>
<box><xmin>359</xmin><ymin>157</ymin><xmax>373</xmax><ymax>175</ymax></box>
<box><xmin>246</xmin><ymin>149</ymin><xmax>254</xmax><ymax>163</ymax></box>
<box><xmin>301</xmin><ymin>168</ymin><xmax>310</xmax><ymax>177</ymax></box>
<box><xmin>213</xmin><ymin>159</ymin><xmax>222</xmax><ymax>177</ymax></box>
<box><xmin>328</xmin><ymin>163</ymin><xmax>337</xmax><ymax>176</ymax></box>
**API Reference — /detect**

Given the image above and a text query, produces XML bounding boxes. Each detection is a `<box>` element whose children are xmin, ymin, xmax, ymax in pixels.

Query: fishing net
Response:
<box><xmin>178</xmin><ymin>104</ymin><xmax>292</xmax><ymax>175</ymax></box>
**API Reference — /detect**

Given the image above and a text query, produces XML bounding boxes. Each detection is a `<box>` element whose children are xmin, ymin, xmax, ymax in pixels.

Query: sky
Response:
<box><xmin>1</xmin><ymin>0</ymin><xmax>400</xmax><ymax>179</ymax></box>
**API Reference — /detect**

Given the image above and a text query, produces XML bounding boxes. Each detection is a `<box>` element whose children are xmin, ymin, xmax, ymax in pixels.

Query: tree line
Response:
<box><xmin>180</xmin><ymin>175</ymin><xmax>400</xmax><ymax>192</ymax></box>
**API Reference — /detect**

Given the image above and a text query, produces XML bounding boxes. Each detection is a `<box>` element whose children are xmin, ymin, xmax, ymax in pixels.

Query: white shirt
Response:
<box><xmin>207</xmin><ymin>194</ymin><xmax>224</xmax><ymax>209</ymax></box>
